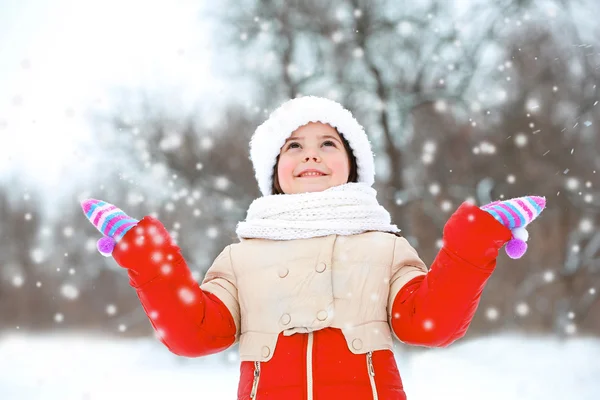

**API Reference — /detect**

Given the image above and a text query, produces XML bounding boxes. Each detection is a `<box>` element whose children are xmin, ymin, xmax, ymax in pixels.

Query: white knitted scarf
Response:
<box><xmin>236</xmin><ymin>182</ymin><xmax>400</xmax><ymax>241</ymax></box>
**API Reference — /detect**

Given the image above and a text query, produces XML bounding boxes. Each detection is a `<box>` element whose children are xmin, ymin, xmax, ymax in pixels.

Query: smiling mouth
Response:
<box><xmin>298</xmin><ymin>172</ymin><xmax>328</xmax><ymax>178</ymax></box>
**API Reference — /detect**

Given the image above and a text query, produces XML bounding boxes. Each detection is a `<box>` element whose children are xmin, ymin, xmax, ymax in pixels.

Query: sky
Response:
<box><xmin>0</xmin><ymin>0</ymin><xmax>239</xmax><ymax>195</ymax></box>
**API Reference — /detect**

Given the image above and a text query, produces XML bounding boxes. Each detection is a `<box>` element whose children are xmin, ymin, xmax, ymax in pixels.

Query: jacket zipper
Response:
<box><xmin>250</xmin><ymin>361</ymin><xmax>261</xmax><ymax>399</ymax></box>
<box><xmin>306</xmin><ymin>331</ymin><xmax>314</xmax><ymax>400</ymax></box>
<box><xmin>367</xmin><ymin>351</ymin><xmax>378</xmax><ymax>400</ymax></box>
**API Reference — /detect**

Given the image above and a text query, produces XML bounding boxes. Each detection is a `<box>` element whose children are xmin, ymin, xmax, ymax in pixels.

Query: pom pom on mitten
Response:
<box><xmin>81</xmin><ymin>199</ymin><xmax>139</xmax><ymax>257</ymax></box>
<box><xmin>480</xmin><ymin>196</ymin><xmax>546</xmax><ymax>259</ymax></box>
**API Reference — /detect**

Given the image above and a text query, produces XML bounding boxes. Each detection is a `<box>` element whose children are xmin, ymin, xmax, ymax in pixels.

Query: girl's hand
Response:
<box><xmin>80</xmin><ymin>199</ymin><xmax>140</xmax><ymax>257</ymax></box>
<box><xmin>480</xmin><ymin>196</ymin><xmax>546</xmax><ymax>259</ymax></box>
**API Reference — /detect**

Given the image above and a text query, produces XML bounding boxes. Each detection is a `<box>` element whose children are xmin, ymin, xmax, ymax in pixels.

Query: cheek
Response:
<box><xmin>277</xmin><ymin>157</ymin><xmax>296</xmax><ymax>179</ymax></box>
<box><xmin>328</xmin><ymin>155</ymin><xmax>350</xmax><ymax>176</ymax></box>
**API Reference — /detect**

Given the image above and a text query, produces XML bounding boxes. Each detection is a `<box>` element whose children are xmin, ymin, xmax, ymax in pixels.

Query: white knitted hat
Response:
<box><xmin>250</xmin><ymin>96</ymin><xmax>376</xmax><ymax>196</ymax></box>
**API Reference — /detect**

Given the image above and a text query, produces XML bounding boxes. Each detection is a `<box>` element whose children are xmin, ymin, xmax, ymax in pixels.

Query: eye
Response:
<box><xmin>323</xmin><ymin>140</ymin><xmax>336</xmax><ymax>147</ymax></box>
<box><xmin>287</xmin><ymin>142</ymin><xmax>301</xmax><ymax>149</ymax></box>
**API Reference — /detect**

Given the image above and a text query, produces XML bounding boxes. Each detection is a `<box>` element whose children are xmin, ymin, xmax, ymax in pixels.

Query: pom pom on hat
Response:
<box><xmin>97</xmin><ymin>236</ymin><xmax>116</xmax><ymax>257</ymax></box>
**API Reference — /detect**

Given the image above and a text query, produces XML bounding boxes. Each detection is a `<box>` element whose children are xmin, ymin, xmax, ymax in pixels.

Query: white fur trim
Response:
<box><xmin>512</xmin><ymin>227</ymin><xmax>529</xmax><ymax>242</ymax></box>
<box><xmin>250</xmin><ymin>96</ymin><xmax>376</xmax><ymax>196</ymax></box>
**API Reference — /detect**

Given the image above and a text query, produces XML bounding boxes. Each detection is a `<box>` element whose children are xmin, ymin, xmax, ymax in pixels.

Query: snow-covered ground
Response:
<box><xmin>0</xmin><ymin>332</ymin><xmax>598</xmax><ymax>399</ymax></box>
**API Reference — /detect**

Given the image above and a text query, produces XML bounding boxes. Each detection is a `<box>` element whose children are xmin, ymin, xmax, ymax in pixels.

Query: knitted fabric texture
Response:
<box><xmin>236</xmin><ymin>182</ymin><xmax>399</xmax><ymax>240</ymax></box>
<box><xmin>480</xmin><ymin>196</ymin><xmax>546</xmax><ymax>230</ymax></box>
<box><xmin>81</xmin><ymin>199</ymin><xmax>139</xmax><ymax>256</ymax></box>
<box><xmin>250</xmin><ymin>96</ymin><xmax>376</xmax><ymax>197</ymax></box>
<box><xmin>480</xmin><ymin>195</ymin><xmax>546</xmax><ymax>259</ymax></box>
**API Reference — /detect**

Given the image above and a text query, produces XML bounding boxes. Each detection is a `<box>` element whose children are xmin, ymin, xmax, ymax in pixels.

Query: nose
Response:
<box><xmin>303</xmin><ymin>147</ymin><xmax>321</xmax><ymax>162</ymax></box>
<box><xmin>304</xmin><ymin>155</ymin><xmax>320</xmax><ymax>162</ymax></box>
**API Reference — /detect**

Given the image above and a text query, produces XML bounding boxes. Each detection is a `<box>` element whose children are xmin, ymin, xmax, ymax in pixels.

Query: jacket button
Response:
<box><xmin>278</xmin><ymin>267</ymin><xmax>289</xmax><ymax>278</ymax></box>
<box><xmin>352</xmin><ymin>338</ymin><xmax>363</xmax><ymax>350</ymax></box>
<box><xmin>315</xmin><ymin>262</ymin><xmax>326</xmax><ymax>273</ymax></box>
<box><xmin>317</xmin><ymin>310</ymin><xmax>328</xmax><ymax>321</ymax></box>
<box><xmin>280</xmin><ymin>313</ymin><xmax>291</xmax><ymax>325</ymax></box>
<box><xmin>261</xmin><ymin>346</ymin><xmax>270</xmax><ymax>358</ymax></box>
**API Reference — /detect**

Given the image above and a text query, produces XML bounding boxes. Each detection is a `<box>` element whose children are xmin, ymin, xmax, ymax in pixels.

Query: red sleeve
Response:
<box><xmin>390</xmin><ymin>202</ymin><xmax>512</xmax><ymax>347</ymax></box>
<box><xmin>112</xmin><ymin>216</ymin><xmax>237</xmax><ymax>357</ymax></box>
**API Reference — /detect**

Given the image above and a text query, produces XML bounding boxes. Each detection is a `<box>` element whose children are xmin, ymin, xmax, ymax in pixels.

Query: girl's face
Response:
<box><xmin>277</xmin><ymin>122</ymin><xmax>351</xmax><ymax>194</ymax></box>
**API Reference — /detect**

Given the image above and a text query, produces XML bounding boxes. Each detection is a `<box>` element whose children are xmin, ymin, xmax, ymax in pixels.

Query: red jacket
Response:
<box><xmin>112</xmin><ymin>202</ymin><xmax>511</xmax><ymax>399</ymax></box>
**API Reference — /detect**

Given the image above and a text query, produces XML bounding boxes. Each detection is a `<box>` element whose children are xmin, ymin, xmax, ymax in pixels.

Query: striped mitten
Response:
<box><xmin>480</xmin><ymin>196</ymin><xmax>546</xmax><ymax>259</ymax></box>
<box><xmin>81</xmin><ymin>199</ymin><xmax>139</xmax><ymax>257</ymax></box>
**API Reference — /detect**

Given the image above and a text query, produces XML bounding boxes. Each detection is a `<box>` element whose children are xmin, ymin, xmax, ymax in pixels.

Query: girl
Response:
<box><xmin>81</xmin><ymin>96</ymin><xmax>545</xmax><ymax>400</ymax></box>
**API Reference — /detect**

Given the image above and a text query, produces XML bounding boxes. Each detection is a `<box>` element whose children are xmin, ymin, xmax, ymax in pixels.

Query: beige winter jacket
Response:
<box><xmin>199</xmin><ymin>231</ymin><xmax>428</xmax><ymax>362</ymax></box>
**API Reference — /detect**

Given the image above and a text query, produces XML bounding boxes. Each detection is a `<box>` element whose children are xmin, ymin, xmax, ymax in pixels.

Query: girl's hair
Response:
<box><xmin>271</xmin><ymin>130</ymin><xmax>359</xmax><ymax>195</ymax></box>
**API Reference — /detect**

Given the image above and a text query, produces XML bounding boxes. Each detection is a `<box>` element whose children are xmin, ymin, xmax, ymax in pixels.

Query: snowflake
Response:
<box><xmin>579</xmin><ymin>218</ymin><xmax>593</xmax><ymax>233</ymax></box>
<box><xmin>543</xmin><ymin>271</ymin><xmax>555</xmax><ymax>282</ymax></box>
<box><xmin>12</xmin><ymin>276</ymin><xmax>24</xmax><ymax>287</ymax></box>
<box><xmin>151</xmin><ymin>251</ymin><xmax>164</xmax><ymax>263</ymax></box>
<box><xmin>423</xmin><ymin>140</ymin><xmax>436</xmax><ymax>154</ymax></box>
<box><xmin>227</xmin><ymin>351</ymin><xmax>239</xmax><ymax>363</ymax></box>
<box><xmin>434</xmin><ymin>100</ymin><xmax>447</xmax><ymax>113</ymax></box>
<box><xmin>496</xmin><ymin>89</ymin><xmax>507</xmax><ymax>101</ymax></box>
<box><xmin>61</xmin><ymin>284</ymin><xmax>79</xmax><ymax>300</ymax></box>
<box><xmin>179</xmin><ymin>287</ymin><xmax>196</xmax><ymax>304</ymax></box>
<box><xmin>118</xmin><ymin>324</ymin><xmax>127</xmax><ymax>332</ymax></box>
<box><xmin>476</xmin><ymin>141</ymin><xmax>497</xmax><ymax>155</ymax></box>
<box><xmin>514</xmin><ymin>133</ymin><xmax>528</xmax><ymax>147</ymax></box>
<box><xmin>352</xmin><ymin>48</ymin><xmax>364</xmax><ymax>58</ymax></box>
<box><xmin>507</xmin><ymin>174</ymin><xmax>516</xmax><ymax>184</ymax></box>
<box><xmin>223</xmin><ymin>198</ymin><xmax>234</xmax><ymax>210</ymax></box>
<box><xmin>423</xmin><ymin>319</ymin><xmax>434</xmax><ymax>331</ymax></box>
<box><xmin>396</xmin><ymin>21</ymin><xmax>413</xmax><ymax>36</ymax></box>
<box><xmin>54</xmin><ymin>313</ymin><xmax>64</xmax><ymax>323</ymax></box>
<box><xmin>515</xmin><ymin>302</ymin><xmax>529</xmax><ymax>316</ymax></box>
<box><xmin>207</xmin><ymin>227</ymin><xmax>219</xmax><ymax>238</ymax></box>
<box><xmin>215</xmin><ymin>176</ymin><xmax>230</xmax><ymax>190</ymax></box>
<box><xmin>441</xmin><ymin>200</ymin><xmax>452</xmax><ymax>212</ymax></box>
<box><xmin>565</xmin><ymin>323</ymin><xmax>577</xmax><ymax>335</ymax></box>
<box><xmin>200</xmin><ymin>137</ymin><xmax>213</xmax><ymax>150</ymax></box>
<box><xmin>422</xmin><ymin>153</ymin><xmax>434</xmax><ymax>164</ymax></box>
<box><xmin>63</xmin><ymin>226</ymin><xmax>74</xmax><ymax>237</ymax></box>
<box><xmin>429</xmin><ymin>183</ymin><xmax>441</xmax><ymax>196</ymax></box>
<box><xmin>106</xmin><ymin>304</ymin><xmax>118</xmax><ymax>316</ymax></box>
<box><xmin>331</xmin><ymin>31</ymin><xmax>343</xmax><ymax>43</ymax></box>
<box><xmin>24</xmin><ymin>213</ymin><xmax>32</xmax><ymax>221</ymax></box>
<box><xmin>486</xmin><ymin>307</ymin><xmax>499</xmax><ymax>320</ymax></box>
<box><xmin>31</xmin><ymin>248</ymin><xmax>44</xmax><ymax>264</ymax></box>
<box><xmin>565</xmin><ymin>177</ymin><xmax>579</xmax><ymax>190</ymax></box>
<box><xmin>159</xmin><ymin>134</ymin><xmax>182</xmax><ymax>151</ymax></box>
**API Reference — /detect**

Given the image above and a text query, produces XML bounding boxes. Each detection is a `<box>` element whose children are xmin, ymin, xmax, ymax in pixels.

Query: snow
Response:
<box><xmin>1</xmin><ymin>332</ymin><xmax>598</xmax><ymax>399</ymax></box>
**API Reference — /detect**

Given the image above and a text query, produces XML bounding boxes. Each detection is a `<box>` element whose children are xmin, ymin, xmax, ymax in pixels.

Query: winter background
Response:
<box><xmin>1</xmin><ymin>0</ymin><xmax>599</xmax><ymax>399</ymax></box>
